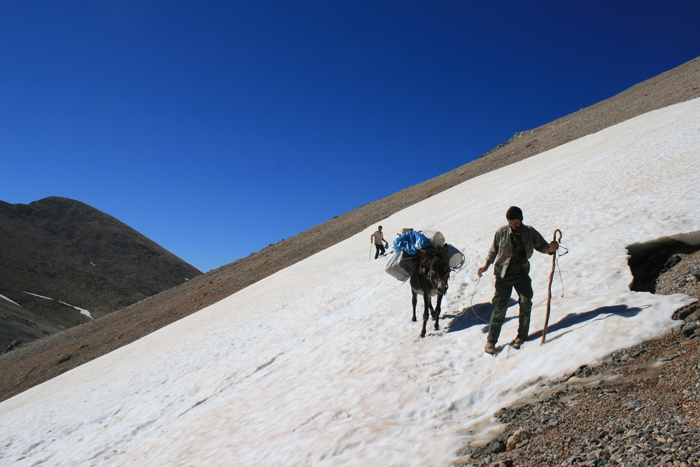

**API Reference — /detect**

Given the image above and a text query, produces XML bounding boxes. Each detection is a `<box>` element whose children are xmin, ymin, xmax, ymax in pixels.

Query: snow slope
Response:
<box><xmin>1</xmin><ymin>98</ymin><xmax>698</xmax><ymax>466</ymax></box>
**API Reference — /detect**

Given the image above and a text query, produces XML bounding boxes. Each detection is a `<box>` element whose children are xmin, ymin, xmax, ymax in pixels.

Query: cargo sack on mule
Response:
<box><xmin>447</xmin><ymin>244</ymin><xmax>465</xmax><ymax>270</ymax></box>
<box><xmin>385</xmin><ymin>250</ymin><xmax>420</xmax><ymax>282</ymax></box>
<box><xmin>422</xmin><ymin>230</ymin><xmax>445</xmax><ymax>248</ymax></box>
<box><xmin>422</xmin><ymin>230</ymin><xmax>466</xmax><ymax>268</ymax></box>
<box><xmin>385</xmin><ymin>229</ymin><xmax>466</xmax><ymax>281</ymax></box>
<box><xmin>385</xmin><ymin>229</ymin><xmax>430</xmax><ymax>282</ymax></box>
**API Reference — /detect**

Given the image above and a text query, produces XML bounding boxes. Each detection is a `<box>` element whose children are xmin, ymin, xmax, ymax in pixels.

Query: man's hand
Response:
<box><xmin>477</xmin><ymin>261</ymin><xmax>491</xmax><ymax>277</ymax></box>
<box><xmin>548</xmin><ymin>241</ymin><xmax>559</xmax><ymax>254</ymax></box>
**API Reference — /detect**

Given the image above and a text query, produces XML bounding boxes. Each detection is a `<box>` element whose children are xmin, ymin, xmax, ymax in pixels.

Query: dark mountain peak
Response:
<box><xmin>1</xmin><ymin>197</ymin><xmax>100</xmax><ymax>223</ymax></box>
<box><xmin>0</xmin><ymin>196</ymin><xmax>202</xmax><ymax>350</ymax></box>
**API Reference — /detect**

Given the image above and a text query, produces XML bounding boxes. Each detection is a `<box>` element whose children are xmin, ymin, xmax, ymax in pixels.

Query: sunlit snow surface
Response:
<box><xmin>1</xmin><ymin>99</ymin><xmax>699</xmax><ymax>466</ymax></box>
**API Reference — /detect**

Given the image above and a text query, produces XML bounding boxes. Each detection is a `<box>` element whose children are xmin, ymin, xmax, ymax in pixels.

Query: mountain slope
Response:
<box><xmin>0</xmin><ymin>56</ymin><xmax>698</xmax><ymax>403</ymax></box>
<box><xmin>0</xmin><ymin>197</ymin><xmax>202</xmax><ymax>350</ymax></box>
<box><xmin>0</xmin><ymin>88</ymin><xmax>697</xmax><ymax>466</ymax></box>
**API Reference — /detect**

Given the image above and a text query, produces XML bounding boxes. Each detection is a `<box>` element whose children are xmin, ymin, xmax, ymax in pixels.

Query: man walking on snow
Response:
<box><xmin>477</xmin><ymin>206</ymin><xmax>558</xmax><ymax>355</ymax></box>
<box><xmin>371</xmin><ymin>226</ymin><xmax>388</xmax><ymax>259</ymax></box>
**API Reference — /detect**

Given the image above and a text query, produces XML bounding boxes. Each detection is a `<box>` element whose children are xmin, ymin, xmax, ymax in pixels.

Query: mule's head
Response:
<box><xmin>418</xmin><ymin>244</ymin><xmax>451</xmax><ymax>295</ymax></box>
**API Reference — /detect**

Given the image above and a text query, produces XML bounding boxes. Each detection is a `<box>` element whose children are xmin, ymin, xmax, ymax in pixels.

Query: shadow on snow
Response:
<box><xmin>444</xmin><ymin>303</ymin><xmax>647</xmax><ymax>339</ymax></box>
<box><xmin>444</xmin><ymin>299</ymin><xmax>516</xmax><ymax>333</ymax></box>
<box><xmin>527</xmin><ymin>305</ymin><xmax>648</xmax><ymax>342</ymax></box>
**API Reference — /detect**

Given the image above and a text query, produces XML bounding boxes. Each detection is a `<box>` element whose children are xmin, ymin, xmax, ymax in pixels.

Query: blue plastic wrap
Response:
<box><xmin>393</xmin><ymin>230</ymin><xmax>432</xmax><ymax>255</ymax></box>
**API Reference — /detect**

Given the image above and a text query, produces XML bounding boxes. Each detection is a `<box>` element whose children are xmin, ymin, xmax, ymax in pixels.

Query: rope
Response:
<box><xmin>555</xmin><ymin>243</ymin><xmax>568</xmax><ymax>297</ymax></box>
<box><xmin>463</xmin><ymin>276</ymin><xmax>491</xmax><ymax>324</ymax></box>
<box><xmin>533</xmin><ymin>242</ymin><xmax>568</xmax><ymax>307</ymax></box>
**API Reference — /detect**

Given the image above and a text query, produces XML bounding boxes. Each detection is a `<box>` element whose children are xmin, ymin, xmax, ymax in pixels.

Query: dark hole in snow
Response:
<box><xmin>627</xmin><ymin>231</ymin><xmax>700</xmax><ymax>293</ymax></box>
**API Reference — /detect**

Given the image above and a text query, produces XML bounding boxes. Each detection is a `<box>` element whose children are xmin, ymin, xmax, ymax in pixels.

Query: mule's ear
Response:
<box><xmin>439</xmin><ymin>244</ymin><xmax>449</xmax><ymax>258</ymax></box>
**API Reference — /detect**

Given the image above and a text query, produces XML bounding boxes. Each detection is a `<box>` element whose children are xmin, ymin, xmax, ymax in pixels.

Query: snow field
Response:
<box><xmin>0</xmin><ymin>97</ymin><xmax>698</xmax><ymax>466</ymax></box>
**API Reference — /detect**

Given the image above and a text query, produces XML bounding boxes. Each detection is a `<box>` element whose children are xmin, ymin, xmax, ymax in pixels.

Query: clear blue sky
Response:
<box><xmin>1</xmin><ymin>1</ymin><xmax>699</xmax><ymax>273</ymax></box>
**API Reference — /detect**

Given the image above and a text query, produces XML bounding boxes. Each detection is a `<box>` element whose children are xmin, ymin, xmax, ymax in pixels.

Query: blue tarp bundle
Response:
<box><xmin>386</xmin><ymin>230</ymin><xmax>465</xmax><ymax>282</ymax></box>
<box><xmin>393</xmin><ymin>230</ymin><xmax>432</xmax><ymax>255</ymax></box>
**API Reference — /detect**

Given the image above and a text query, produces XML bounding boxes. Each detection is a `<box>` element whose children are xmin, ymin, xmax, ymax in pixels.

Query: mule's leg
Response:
<box><xmin>429</xmin><ymin>301</ymin><xmax>436</xmax><ymax>320</ymax></box>
<box><xmin>434</xmin><ymin>294</ymin><xmax>444</xmax><ymax>331</ymax></box>
<box><xmin>421</xmin><ymin>295</ymin><xmax>431</xmax><ymax>337</ymax></box>
<box><xmin>411</xmin><ymin>291</ymin><xmax>418</xmax><ymax>322</ymax></box>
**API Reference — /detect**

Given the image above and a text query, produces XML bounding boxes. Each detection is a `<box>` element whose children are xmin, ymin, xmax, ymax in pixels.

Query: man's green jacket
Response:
<box><xmin>486</xmin><ymin>224</ymin><xmax>551</xmax><ymax>279</ymax></box>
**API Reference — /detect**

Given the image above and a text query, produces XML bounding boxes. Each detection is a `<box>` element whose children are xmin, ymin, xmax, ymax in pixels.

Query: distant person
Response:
<box><xmin>477</xmin><ymin>206</ymin><xmax>558</xmax><ymax>355</ymax></box>
<box><xmin>371</xmin><ymin>226</ymin><xmax>388</xmax><ymax>259</ymax></box>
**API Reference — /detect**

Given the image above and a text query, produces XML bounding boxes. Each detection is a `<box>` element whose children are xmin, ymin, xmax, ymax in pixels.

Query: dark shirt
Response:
<box><xmin>505</xmin><ymin>232</ymin><xmax>528</xmax><ymax>277</ymax></box>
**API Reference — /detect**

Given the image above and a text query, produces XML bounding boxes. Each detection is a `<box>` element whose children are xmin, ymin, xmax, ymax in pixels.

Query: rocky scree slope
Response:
<box><xmin>0</xmin><ymin>56</ymin><xmax>699</xmax><ymax>403</ymax></box>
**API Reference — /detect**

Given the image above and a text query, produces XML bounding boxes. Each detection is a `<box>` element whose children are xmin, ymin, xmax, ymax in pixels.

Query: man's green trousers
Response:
<box><xmin>487</xmin><ymin>271</ymin><xmax>533</xmax><ymax>345</ymax></box>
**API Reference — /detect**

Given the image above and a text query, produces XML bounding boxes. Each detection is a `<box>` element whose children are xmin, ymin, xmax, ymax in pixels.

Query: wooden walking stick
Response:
<box><xmin>541</xmin><ymin>229</ymin><xmax>562</xmax><ymax>345</ymax></box>
<box><xmin>369</xmin><ymin>243</ymin><xmax>373</xmax><ymax>261</ymax></box>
